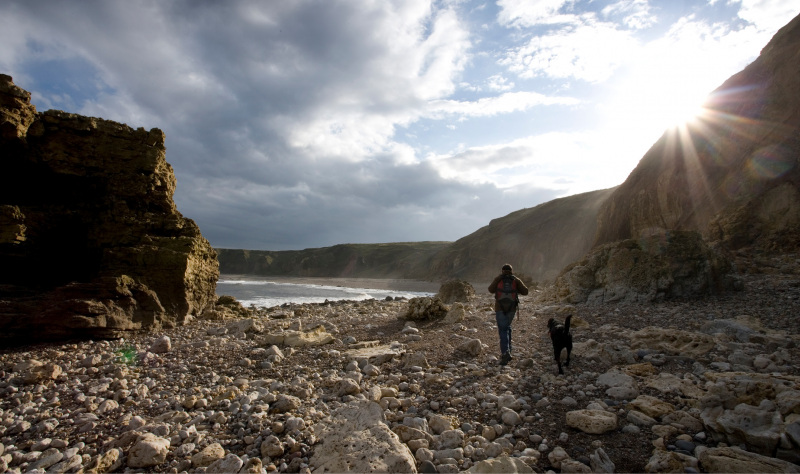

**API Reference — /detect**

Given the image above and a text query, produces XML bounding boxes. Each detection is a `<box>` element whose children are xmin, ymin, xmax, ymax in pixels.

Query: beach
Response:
<box><xmin>218</xmin><ymin>274</ymin><xmax>442</xmax><ymax>293</ymax></box>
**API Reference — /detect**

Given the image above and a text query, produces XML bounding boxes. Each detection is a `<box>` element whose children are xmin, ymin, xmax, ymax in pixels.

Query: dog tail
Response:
<box><xmin>564</xmin><ymin>314</ymin><xmax>572</xmax><ymax>333</ymax></box>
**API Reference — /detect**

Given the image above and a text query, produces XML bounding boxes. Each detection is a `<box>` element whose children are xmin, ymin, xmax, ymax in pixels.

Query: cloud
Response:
<box><xmin>738</xmin><ymin>0</ymin><xmax>800</xmax><ymax>31</ymax></box>
<box><xmin>496</xmin><ymin>0</ymin><xmax>583</xmax><ymax>28</ymax></box>
<box><xmin>500</xmin><ymin>20</ymin><xmax>637</xmax><ymax>82</ymax></box>
<box><xmin>601</xmin><ymin>0</ymin><xmax>655</xmax><ymax>29</ymax></box>
<box><xmin>0</xmin><ymin>0</ymin><xmax>793</xmax><ymax>251</ymax></box>
<box><xmin>426</xmin><ymin>91</ymin><xmax>579</xmax><ymax>119</ymax></box>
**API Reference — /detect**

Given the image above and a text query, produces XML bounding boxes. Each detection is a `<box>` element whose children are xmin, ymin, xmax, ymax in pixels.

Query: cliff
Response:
<box><xmin>0</xmin><ymin>75</ymin><xmax>219</xmax><ymax>342</ymax></box>
<box><xmin>593</xmin><ymin>12</ymin><xmax>800</xmax><ymax>252</ymax></box>
<box><xmin>217</xmin><ymin>242</ymin><xmax>450</xmax><ymax>279</ymax></box>
<box><xmin>419</xmin><ymin>188</ymin><xmax>617</xmax><ymax>283</ymax></box>
<box><xmin>216</xmin><ymin>188</ymin><xmax>616</xmax><ymax>285</ymax></box>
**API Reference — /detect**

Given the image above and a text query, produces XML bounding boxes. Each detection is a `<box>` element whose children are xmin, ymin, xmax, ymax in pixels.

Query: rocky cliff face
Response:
<box><xmin>0</xmin><ymin>74</ymin><xmax>218</xmax><ymax>342</ymax></box>
<box><xmin>594</xmin><ymin>13</ymin><xmax>800</xmax><ymax>252</ymax></box>
<box><xmin>543</xmin><ymin>230</ymin><xmax>741</xmax><ymax>304</ymax></box>
<box><xmin>422</xmin><ymin>188</ymin><xmax>617</xmax><ymax>284</ymax></box>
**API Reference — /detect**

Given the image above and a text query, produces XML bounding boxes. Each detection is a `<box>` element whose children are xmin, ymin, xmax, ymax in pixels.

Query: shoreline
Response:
<box><xmin>218</xmin><ymin>274</ymin><xmax>442</xmax><ymax>293</ymax></box>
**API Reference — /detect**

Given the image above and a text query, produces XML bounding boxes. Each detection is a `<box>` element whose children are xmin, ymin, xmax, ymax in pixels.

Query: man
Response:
<box><xmin>488</xmin><ymin>264</ymin><xmax>529</xmax><ymax>366</ymax></box>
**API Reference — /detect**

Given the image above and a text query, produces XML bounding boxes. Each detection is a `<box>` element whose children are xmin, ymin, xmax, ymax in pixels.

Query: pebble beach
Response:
<box><xmin>1</xmin><ymin>256</ymin><xmax>799</xmax><ymax>473</ymax></box>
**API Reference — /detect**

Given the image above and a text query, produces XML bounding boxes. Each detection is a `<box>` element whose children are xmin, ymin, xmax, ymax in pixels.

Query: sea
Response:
<box><xmin>216</xmin><ymin>275</ymin><xmax>435</xmax><ymax>308</ymax></box>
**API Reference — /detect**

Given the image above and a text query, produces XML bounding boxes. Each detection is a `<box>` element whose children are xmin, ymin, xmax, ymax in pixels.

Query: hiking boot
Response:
<box><xmin>499</xmin><ymin>353</ymin><xmax>511</xmax><ymax>366</ymax></box>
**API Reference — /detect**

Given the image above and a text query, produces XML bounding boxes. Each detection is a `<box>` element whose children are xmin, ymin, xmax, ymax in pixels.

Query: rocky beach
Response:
<box><xmin>1</xmin><ymin>252</ymin><xmax>798</xmax><ymax>473</ymax></box>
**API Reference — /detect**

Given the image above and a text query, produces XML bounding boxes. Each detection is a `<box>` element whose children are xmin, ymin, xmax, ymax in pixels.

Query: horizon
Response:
<box><xmin>1</xmin><ymin>0</ymin><xmax>797</xmax><ymax>250</ymax></box>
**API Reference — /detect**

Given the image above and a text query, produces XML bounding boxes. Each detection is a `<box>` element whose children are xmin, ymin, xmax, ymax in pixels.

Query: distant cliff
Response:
<box><xmin>0</xmin><ymin>74</ymin><xmax>219</xmax><ymax>341</ymax></box>
<box><xmin>594</xmin><ymin>13</ymin><xmax>800</xmax><ymax>252</ymax></box>
<box><xmin>217</xmin><ymin>188</ymin><xmax>616</xmax><ymax>285</ymax></box>
<box><xmin>217</xmin><ymin>242</ymin><xmax>449</xmax><ymax>279</ymax></box>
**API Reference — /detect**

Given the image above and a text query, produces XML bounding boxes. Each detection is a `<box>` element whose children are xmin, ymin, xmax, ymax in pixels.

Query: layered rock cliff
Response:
<box><xmin>0</xmin><ymin>75</ymin><xmax>219</xmax><ymax>342</ymax></box>
<box><xmin>594</xmin><ymin>13</ymin><xmax>800</xmax><ymax>252</ymax></box>
<box><xmin>421</xmin><ymin>188</ymin><xmax>617</xmax><ymax>283</ymax></box>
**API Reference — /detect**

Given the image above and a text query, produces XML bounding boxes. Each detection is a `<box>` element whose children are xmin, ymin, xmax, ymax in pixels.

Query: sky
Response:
<box><xmin>1</xmin><ymin>0</ymin><xmax>797</xmax><ymax>250</ymax></box>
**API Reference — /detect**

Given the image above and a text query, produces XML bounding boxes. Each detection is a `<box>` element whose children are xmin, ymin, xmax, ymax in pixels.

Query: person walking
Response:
<box><xmin>488</xmin><ymin>264</ymin><xmax>529</xmax><ymax>366</ymax></box>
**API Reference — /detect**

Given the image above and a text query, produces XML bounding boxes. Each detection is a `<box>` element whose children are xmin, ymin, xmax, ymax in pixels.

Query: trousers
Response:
<box><xmin>495</xmin><ymin>310</ymin><xmax>516</xmax><ymax>355</ymax></box>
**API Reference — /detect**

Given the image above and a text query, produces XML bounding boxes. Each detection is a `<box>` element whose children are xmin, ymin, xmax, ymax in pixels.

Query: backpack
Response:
<box><xmin>496</xmin><ymin>274</ymin><xmax>518</xmax><ymax>313</ymax></box>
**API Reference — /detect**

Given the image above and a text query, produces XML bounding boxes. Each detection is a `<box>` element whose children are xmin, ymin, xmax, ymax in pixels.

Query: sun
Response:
<box><xmin>604</xmin><ymin>72</ymin><xmax>714</xmax><ymax>146</ymax></box>
<box><xmin>655</xmin><ymin>87</ymin><xmax>709</xmax><ymax>129</ymax></box>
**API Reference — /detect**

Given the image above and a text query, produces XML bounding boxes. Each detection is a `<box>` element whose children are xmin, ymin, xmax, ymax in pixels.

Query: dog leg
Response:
<box><xmin>565</xmin><ymin>337</ymin><xmax>572</xmax><ymax>367</ymax></box>
<box><xmin>554</xmin><ymin>346</ymin><xmax>564</xmax><ymax>374</ymax></box>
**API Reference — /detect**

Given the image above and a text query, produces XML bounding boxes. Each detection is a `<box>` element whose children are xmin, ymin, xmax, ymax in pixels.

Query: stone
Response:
<box><xmin>404</xmin><ymin>352</ymin><xmax>430</xmax><ymax>368</ymax></box>
<box><xmin>437</xmin><ymin>279</ymin><xmax>475</xmax><ymax>303</ymax></box>
<box><xmin>501</xmin><ymin>407</ymin><xmax>522</xmax><ymax>426</ymax></box>
<box><xmin>561</xmin><ymin>459</ymin><xmax>593</xmax><ymax>473</ymax></box>
<box><xmin>702</xmin><ymin>401</ymin><xmax>784</xmax><ymax>455</ymax></box>
<box><xmin>336</xmin><ymin>378</ymin><xmax>362</xmax><ymax>397</ymax></box>
<box><xmin>629</xmin><ymin>327</ymin><xmax>715</xmax><ymax>358</ymax></box>
<box><xmin>627</xmin><ymin>410</ymin><xmax>657</xmax><ymax>427</ymax></box>
<box><xmin>260</xmin><ymin>435</ymin><xmax>284</xmax><ymax>458</ymax></box>
<box><xmin>457</xmin><ymin>338</ymin><xmax>483</xmax><ymax>356</ymax></box>
<box><xmin>662</xmin><ymin>411</ymin><xmax>704</xmax><ymax>432</ymax></box>
<box><xmin>444</xmin><ymin>302</ymin><xmax>467</xmax><ymax>323</ymax></box>
<box><xmin>589</xmin><ymin>448</ymin><xmax>615</xmax><ymax>473</ymax></box>
<box><xmin>429</xmin><ymin>415</ymin><xmax>455</xmax><ymax>435</ymax></box>
<box><xmin>548</xmin><ymin>446</ymin><xmax>570</xmax><ymax>469</ymax></box>
<box><xmin>26</xmin><ymin>449</ymin><xmax>63</xmax><ymax>471</ymax></box>
<box><xmin>270</xmin><ymin>394</ymin><xmax>302</xmax><ymax>413</ymax></box>
<box><xmin>127</xmin><ymin>433</ymin><xmax>170</xmax><ymax>468</ymax></box>
<box><xmin>84</xmin><ymin>448</ymin><xmax>122</xmax><ymax>473</ymax></box>
<box><xmin>309</xmin><ymin>400</ymin><xmax>416</xmax><ymax>473</ymax></box>
<box><xmin>283</xmin><ymin>326</ymin><xmax>336</xmax><ymax>346</ymax></box>
<box><xmin>437</xmin><ymin>430</ymin><xmax>465</xmax><ymax>450</ymax></box>
<box><xmin>47</xmin><ymin>454</ymin><xmax>83</xmax><ymax>473</ymax></box>
<box><xmin>629</xmin><ymin>395</ymin><xmax>676</xmax><ymax>419</ymax></box>
<box><xmin>696</xmin><ymin>446</ymin><xmax>800</xmax><ymax>473</ymax></box>
<box><xmin>206</xmin><ymin>453</ymin><xmax>244</xmax><ymax>473</ymax></box>
<box><xmin>148</xmin><ymin>335</ymin><xmax>171</xmax><ymax>353</ymax></box>
<box><xmin>192</xmin><ymin>442</ymin><xmax>225</xmax><ymax>467</ymax></box>
<box><xmin>597</xmin><ymin>370</ymin><xmax>639</xmax><ymax>400</ymax></box>
<box><xmin>644</xmin><ymin>449</ymin><xmax>698</xmax><ymax>473</ymax></box>
<box><xmin>565</xmin><ymin>410</ymin><xmax>618</xmax><ymax>434</ymax></box>
<box><xmin>467</xmin><ymin>456</ymin><xmax>534</xmax><ymax>473</ymax></box>
<box><xmin>401</xmin><ymin>296</ymin><xmax>449</xmax><ymax>321</ymax></box>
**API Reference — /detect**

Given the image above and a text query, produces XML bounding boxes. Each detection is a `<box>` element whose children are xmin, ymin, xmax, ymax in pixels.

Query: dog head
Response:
<box><xmin>547</xmin><ymin>318</ymin><xmax>557</xmax><ymax>331</ymax></box>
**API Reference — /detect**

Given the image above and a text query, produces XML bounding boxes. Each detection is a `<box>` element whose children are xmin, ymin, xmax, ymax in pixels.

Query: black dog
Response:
<box><xmin>547</xmin><ymin>315</ymin><xmax>572</xmax><ymax>375</ymax></box>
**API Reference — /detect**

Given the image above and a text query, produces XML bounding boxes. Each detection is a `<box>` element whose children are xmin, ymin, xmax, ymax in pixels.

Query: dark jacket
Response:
<box><xmin>488</xmin><ymin>273</ymin><xmax>529</xmax><ymax>312</ymax></box>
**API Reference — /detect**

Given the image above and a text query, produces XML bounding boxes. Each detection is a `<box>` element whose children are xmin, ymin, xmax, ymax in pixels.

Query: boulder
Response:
<box><xmin>597</xmin><ymin>370</ymin><xmax>639</xmax><ymax>400</ymax></box>
<box><xmin>456</xmin><ymin>338</ymin><xmax>483</xmax><ymax>356</ymax></box>
<box><xmin>127</xmin><ymin>433</ymin><xmax>169</xmax><ymax>468</ymax></box>
<box><xmin>191</xmin><ymin>442</ymin><xmax>225</xmax><ymax>467</ymax></box>
<box><xmin>443</xmin><ymin>302</ymin><xmax>467</xmax><ymax>323</ymax></box>
<box><xmin>401</xmin><ymin>296</ymin><xmax>449</xmax><ymax>321</ymax></box>
<box><xmin>437</xmin><ymin>279</ymin><xmax>475</xmax><ymax>303</ymax></box>
<box><xmin>629</xmin><ymin>327</ymin><xmax>715</xmax><ymax>358</ymax></box>
<box><xmin>701</xmin><ymin>400</ymin><xmax>784</xmax><ymax>455</ymax></box>
<box><xmin>565</xmin><ymin>410</ymin><xmax>618</xmax><ymax>434</ymax></box>
<box><xmin>309</xmin><ymin>400</ymin><xmax>416</xmax><ymax>473</ymax></box>
<box><xmin>629</xmin><ymin>395</ymin><xmax>676</xmax><ymax>419</ymax></box>
<box><xmin>0</xmin><ymin>75</ymin><xmax>218</xmax><ymax>342</ymax></box>
<box><xmin>696</xmin><ymin>446</ymin><xmax>800</xmax><ymax>473</ymax></box>
<box><xmin>467</xmin><ymin>456</ymin><xmax>534</xmax><ymax>473</ymax></box>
